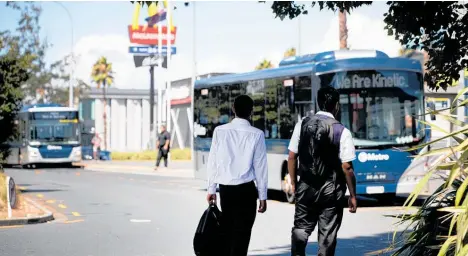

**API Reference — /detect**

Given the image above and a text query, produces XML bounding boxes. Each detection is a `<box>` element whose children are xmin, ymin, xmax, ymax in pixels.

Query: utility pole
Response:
<box><xmin>149</xmin><ymin>66</ymin><xmax>155</xmax><ymax>149</ymax></box>
<box><xmin>190</xmin><ymin>2</ymin><xmax>197</xmax><ymax>171</ymax></box>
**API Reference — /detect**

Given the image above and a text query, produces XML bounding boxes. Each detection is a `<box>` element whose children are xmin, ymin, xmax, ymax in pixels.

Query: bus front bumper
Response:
<box><xmin>27</xmin><ymin>146</ymin><xmax>82</xmax><ymax>164</ymax></box>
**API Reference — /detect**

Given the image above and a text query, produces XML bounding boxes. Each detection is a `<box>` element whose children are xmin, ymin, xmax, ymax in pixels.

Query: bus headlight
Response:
<box><xmin>401</xmin><ymin>175</ymin><xmax>422</xmax><ymax>183</ymax></box>
<box><xmin>28</xmin><ymin>147</ymin><xmax>40</xmax><ymax>157</ymax></box>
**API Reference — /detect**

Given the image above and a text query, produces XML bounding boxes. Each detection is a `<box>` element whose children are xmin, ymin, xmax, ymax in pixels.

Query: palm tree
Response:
<box><xmin>283</xmin><ymin>47</ymin><xmax>297</xmax><ymax>59</ymax></box>
<box><xmin>91</xmin><ymin>56</ymin><xmax>114</xmax><ymax>150</ymax></box>
<box><xmin>339</xmin><ymin>11</ymin><xmax>348</xmax><ymax>49</ymax></box>
<box><xmin>255</xmin><ymin>59</ymin><xmax>274</xmax><ymax>70</ymax></box>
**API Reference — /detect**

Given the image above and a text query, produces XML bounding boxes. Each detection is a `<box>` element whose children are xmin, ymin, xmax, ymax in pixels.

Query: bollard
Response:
<box><xmin>5</xmin><ymin>176</ymin><xmax>17</xmax><ymax>219</ymax></box>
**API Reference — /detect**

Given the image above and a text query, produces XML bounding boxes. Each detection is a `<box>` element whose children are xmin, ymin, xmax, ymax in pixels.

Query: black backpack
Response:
<box><xmin>193</xmin><ymin>203</ymin><xmax>222</xmax><ymax>256</ymax></box>
<box><xmin>297</xmin><ymin>115</ymin><xmax>342</xmax><ymax>185</ymax></box>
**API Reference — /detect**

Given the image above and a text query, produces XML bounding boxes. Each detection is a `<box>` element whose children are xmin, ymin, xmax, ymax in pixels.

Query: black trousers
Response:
<box><xmin>219</xmin><ymin>181</ymin><xmax>257</xmax><ymax>256</ymax></box>
<box><xmin>291</xmin><ymin>181</ymin><xmax>344</xmax><ymax>256</ymax></box>
<box><xmin>156</xmin><ymin>148</ymin><xmax>168</xmax><ymax>167</ymax></box>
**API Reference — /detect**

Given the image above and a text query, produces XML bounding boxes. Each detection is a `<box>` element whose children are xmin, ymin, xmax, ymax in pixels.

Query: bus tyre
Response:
<box><xmin>282</xmin><ymin>173</ymin><xmax>295</xmax><ymax>204</ymax></box>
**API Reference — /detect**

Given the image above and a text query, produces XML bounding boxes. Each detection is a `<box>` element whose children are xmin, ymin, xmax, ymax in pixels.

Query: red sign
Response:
<box><xmin>128</xmin><ymin>25</ymin><xmax>177</xmax><ymax>45</ymax></box>
<box><xmin>171</xmin><ymin>97</ymin><xmax>191</xmax><ymax>105</ymax></box>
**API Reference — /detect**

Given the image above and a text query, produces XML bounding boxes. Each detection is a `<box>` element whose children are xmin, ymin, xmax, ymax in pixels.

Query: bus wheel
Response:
<box><xmin>281</xmin><ymin>173</ymin><xmax>295</xmax><ymax>204</ymax></box>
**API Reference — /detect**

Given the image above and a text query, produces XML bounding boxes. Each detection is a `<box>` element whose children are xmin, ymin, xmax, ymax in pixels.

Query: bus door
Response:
<box><xmin>293</xmin><ymin>76</ymin><xmax>314</xmax><ymax>121</ymax></box>
<box><xmin>426</xmin><ymin>97</ymin><xmax>452</xmax><ymax>147</ymax></box>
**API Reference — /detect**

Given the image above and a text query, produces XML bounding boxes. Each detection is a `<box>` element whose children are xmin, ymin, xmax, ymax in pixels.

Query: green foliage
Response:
<box><xmin>255</xmin><ymin>59</ymin><xmax>274</xmax><ymax>70</ymax></box>
<box><xmin>0</xmin><ymin>2</ymin><xmax>49</xmax><ymax>161</ymax></box>
<box><xmin>269</xmin><ymin>1</ymin><xmax>468</xmax><ymax>91</ymax></box>
<box><xmin>110</xmin><ymin>148</ymin><xmax>191</xmax><ymax>161</ymax></box>
<box><xmin>389</xmin><ymin>107</ymin><xmax>468</xmax><ymax>256</ymax></box>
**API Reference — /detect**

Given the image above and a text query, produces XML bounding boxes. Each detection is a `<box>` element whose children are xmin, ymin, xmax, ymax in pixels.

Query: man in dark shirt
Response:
<box><xmin>155</xmin><ymin>125</ymin><xmax>171</xmax><ymax>170</ymax></box>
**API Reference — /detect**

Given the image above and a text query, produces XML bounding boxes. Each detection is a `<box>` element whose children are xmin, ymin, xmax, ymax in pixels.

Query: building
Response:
<box><xmin>79</xmin><ymin>73</ymin><xmax>231</xmax><ymax>152</ymax></box>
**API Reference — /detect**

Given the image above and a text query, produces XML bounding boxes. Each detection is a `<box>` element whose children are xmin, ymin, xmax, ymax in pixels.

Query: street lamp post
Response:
<box><xmin>54</xmin><ymin>2</ymin><xmax>75</xmax><ymax>108</ymax></box>
<box><xmin>190</xmin><ymin>2</ymin><xmax>197</xmax><ymax>172</ymax></box>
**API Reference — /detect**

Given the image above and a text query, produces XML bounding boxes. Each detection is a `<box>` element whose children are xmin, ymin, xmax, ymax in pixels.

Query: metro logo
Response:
<box><xmin>336</xmin><ymin>73</ymin><xmax>408</xmax><ymax>89</ymax></box>
<box><xmin>358</xmin><ymin>152</ymin><xmax>390</xmax><ymax>163</ymax></box>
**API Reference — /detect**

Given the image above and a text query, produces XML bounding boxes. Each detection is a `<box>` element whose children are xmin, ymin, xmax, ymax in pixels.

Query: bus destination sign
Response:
<box><xmin>32</xmin><ymin>111</ymin><xmax>78</xmax><ymax>120</ymax></box>
<box><xmin>334</xmin><ymin>72</ymin><xmax>409</xmax><ymax>89</ymax></box>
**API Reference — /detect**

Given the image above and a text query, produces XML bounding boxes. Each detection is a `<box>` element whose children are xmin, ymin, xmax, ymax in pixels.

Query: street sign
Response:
<box><xmin>133</xmin><ymin>55</ymin><xmax>167</xmax><ymax>68</ymax></box>
<box><xmin>129</xmin><ymin>46</ymin><xmax>176</xmax><ymax>55</ymax></box>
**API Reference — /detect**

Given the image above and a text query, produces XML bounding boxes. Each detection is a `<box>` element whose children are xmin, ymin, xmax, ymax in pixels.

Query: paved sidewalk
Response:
<box><xmin>0</xmin><ymin>195</ymin><xmax>54</xmax><ymax>226</ymax></box>
<box><xmin>74</xmin><ymin>160</ymin><xmax>194</xmax><ymax>178</ymax></box>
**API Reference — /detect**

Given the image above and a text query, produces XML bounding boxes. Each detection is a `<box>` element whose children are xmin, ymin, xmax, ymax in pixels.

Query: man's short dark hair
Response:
<box><xmin>234</xmin><ymin>95</ymin><xmax>254</xmax><ymax>119</ymax></box>
<box><xmin>317</xmin><ymin>86</ymin><xmax>340</xmax><ymax>113</ymax></box>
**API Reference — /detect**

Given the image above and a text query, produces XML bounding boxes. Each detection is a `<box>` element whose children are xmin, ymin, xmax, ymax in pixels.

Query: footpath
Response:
<box><xmin>0</xmin><ymin>195</ymin><xmax>54</xmax><ymax>227</ymax></box>
<box><xmin>74</xmin><ymin>160</ymin><xmax>194</xmax><ymax>178</ymax></box>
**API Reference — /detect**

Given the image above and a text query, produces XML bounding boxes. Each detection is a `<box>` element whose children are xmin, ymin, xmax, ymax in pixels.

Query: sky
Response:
<box><xmin>0</xmin><ymin>1</ymin><xmax>403</xmax><ymax>90</ymax></box>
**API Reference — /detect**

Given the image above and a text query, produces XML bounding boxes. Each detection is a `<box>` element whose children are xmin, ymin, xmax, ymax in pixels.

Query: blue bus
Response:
<box><xmin>193</xmin><ymin>50</ymin><xmax>428</xmax><ymax>203</ymax></box>
<box><xmin>6</xmin><ymin>103</ymin><xmax>82</xmax><ymax>167</ymax></box>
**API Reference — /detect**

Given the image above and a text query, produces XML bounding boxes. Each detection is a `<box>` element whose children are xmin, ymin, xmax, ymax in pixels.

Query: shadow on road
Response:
<box><xmin>20</xmin><ymin>188</ymin><xmax>65</xmax><ymax>194</ymax></box>
<box><xmin>267</xmin><ymin>190</ymin><xmax>423</xmax><ymax>208</ymax></box>
<box><xmin>249</xmin><ymin>231</ymin><xmax>402</xmax><ymax>256</ymax></box>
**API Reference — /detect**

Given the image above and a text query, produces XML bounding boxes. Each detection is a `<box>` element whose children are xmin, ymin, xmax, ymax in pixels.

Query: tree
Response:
<box><xmin>255</xmin><ymin>59</ymin><xmax>274</xmax><ymax>70</ymax></box>
<box><xmin>269</xmin><ymin>1</ymin><xmax>468</xmax><ymax>91</ymax></box>
<box><xmin>0</xmin><ymin>2</ymin><xmax>48</xmax><ymax>161</ymax></box>
<box><xmin>91</xmin><ymin>56</ymin><xmax>114</xmax><ymax>150</ymax></box>
<box><xmin>339</xmin><ymin>11</ymin><xmax>348</xmax><ymax>49</ymax></box>
<box><xmin>283</xmin><ymin>47</ymin><xmax>297</xmax><ymax>58</ymax></box>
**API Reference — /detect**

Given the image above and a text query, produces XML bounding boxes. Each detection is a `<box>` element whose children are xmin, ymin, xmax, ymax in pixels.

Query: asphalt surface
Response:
<box><xmin>0</xmin><ymin>166</ymin><xmax>410</xmax><ymax>256</ymax></box>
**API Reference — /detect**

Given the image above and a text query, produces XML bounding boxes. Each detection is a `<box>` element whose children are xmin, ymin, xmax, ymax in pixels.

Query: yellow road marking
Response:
<box><xmin>0</xmin><ymin>225</ymin><xmax>24</xmax><ymax>229</ymax></box>
<box><xmin>72</xmin><ymin>212</ymin><xmax>81</xmax><ymax>217</ymax></box>
<box><xmin>75</xmin><ymin>172</ymin><xmax>81</xmax><ymax>176</ymax></box>
<box><xmin>35</xmin><ymin>170</ymin><xmax>41</xmax><ymax>174</ymax></box>
<box><xmin>62</xmin><ymin>219</ymin><xmax>84</xmax><ymax>224</ymax></box>
<box><xmin>18</xmin><ymin>186</ymin><xmax>26</xmax><ymax>190</ymax></box>
<box><xmin>46</xmin><ymin>200</ymin><xmax>56</xmax><ymax>204</ymax></box>
<box><xmin>36</xmin><ymin>194</ymin><xmax>44</xmax><ymax>198</ymax></box>
<box><xmin>58</xmin><ymin>204</ymin><xmax>67</xmax><ymax>209</ymax></box>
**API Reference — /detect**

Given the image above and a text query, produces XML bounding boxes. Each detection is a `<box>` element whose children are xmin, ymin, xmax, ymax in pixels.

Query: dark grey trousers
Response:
<box><xmin>291</xmin><ymin>181</ymin><xmax>344</xmax><ymax>256</ymax></box>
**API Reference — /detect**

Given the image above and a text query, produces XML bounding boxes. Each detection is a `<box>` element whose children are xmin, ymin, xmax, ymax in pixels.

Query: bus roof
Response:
<box><xmin>195</xmin><ymin>50</ymin><xmax>423</xmax><ymax>89</ymax></box>
<box><xmin>21</xmin><ymin>103</ymin><xmax>77</xmax><ymax>113</ymax></box>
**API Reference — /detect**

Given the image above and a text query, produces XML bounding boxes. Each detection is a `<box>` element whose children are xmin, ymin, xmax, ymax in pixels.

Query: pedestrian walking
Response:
<box><xmin>154</xmin><ymin>125</ymin><xmax>171</xmax><ymax>170</ymax></box>
<box><xmin>288</xmin><ymin>86</ymin><xmax>358</xmax><ymax>256</ymax></box>
<box><xmin>91</xmin><ymin>132</ymin><xmax>101</xmax><ymax>161</ymax></box>
<box><xmin>206</xmin><ymin>94</ymin><xmax>268</xmax><ymax>256</ymax></box>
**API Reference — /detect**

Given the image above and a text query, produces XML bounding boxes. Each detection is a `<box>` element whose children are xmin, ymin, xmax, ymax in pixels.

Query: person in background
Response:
<box><xmin>155</xmin><ymin>125</ymin><xmax>171</xmax><ymax>170</ymax></box>
<box><xmin>206</xmin><ymin>94</ymin><xmax>268</xmax><ymax>256</ymax></box>
<box><xmin>91</xmin><ymin>132</ymin><xmax>101</xmax><ymax>161</ymax></box>
<box><xmin>288</xmin><ymin>86</ymin><xmax>357</xmax><ymax>256</ymax></box>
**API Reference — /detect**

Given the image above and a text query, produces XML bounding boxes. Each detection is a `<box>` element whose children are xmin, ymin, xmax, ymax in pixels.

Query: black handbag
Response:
<box><xmin>193</xmin><ymin>203</ymin><xmax>223</xmax><ymax>256</ymax></box>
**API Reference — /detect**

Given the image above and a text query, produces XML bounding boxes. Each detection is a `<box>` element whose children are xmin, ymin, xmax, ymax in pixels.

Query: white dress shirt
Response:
<box><xmin>288</xmin><ymin>111</ymin><xmax>356</xmax><ymax>163</ymax></box>
<box><xmin>207</xmin><ymin>118</ymin><xmax>269</xmax><ymax>200</ymax></box>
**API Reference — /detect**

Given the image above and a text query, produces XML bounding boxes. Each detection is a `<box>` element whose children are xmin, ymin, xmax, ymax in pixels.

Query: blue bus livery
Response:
<box><xmin>193</xmin><ymin>49</ymin><xmax>428</xmax><ymax>203</ymax></box>
<box><xmin>6</xmin><ymin>103</ymin><xmax>82</xmax><ymax>167</ymax></box>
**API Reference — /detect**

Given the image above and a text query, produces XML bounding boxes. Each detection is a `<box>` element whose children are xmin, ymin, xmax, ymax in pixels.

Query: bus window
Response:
<box><xmin>278</xmin><ymin>78</ymin><xmax>295</xmax><ymax>139</ymax></box>
<box><xmin>247</xmin><ymin>80</ymin><xmax>265</xmax><ymax>133</ymax></box>
<box><xmin>294</xmin><ymin>76</ymin><xmax>313</xmax><ymax>120</ymax></box>
<box><xmin>265</xmin><ymin>78</ymin><xmax>279</xmax><ymax>139</ymax></box>
<box><xmin>229</xmin><ymin>83</ymin><xmax>247</xmax><ymax>121</ymax></box>
<box><xmin>219</xmin><ymin>86</ymin><xmax>230</xmax><ymax>125</ymax></box>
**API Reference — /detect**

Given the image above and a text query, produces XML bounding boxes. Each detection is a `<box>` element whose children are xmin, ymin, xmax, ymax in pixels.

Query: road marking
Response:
<box><xmin>0</xmin><ymin>225</ymin><xmax>24</xmax><ymax>229</ymax></box>
<box><xmin>130</xmin><ymin>219</ymin><xmax>151</xmax><ymax>223</ymax></box>
<box><xmin>18</xmin><ymin>186</ymin><xmax>26</xmax><ymax>191</ymax></box>
<box><xmin>35</xmin><ymin>170</ymin><xmax>41</xmax><ymax>174</ymax></box>
<box><xmin>72</xmin><ymin>212</ymin><xmax>81</xmax><ymax>217</ymax></box>
<box><xmin>75</xmin><ymin>172</ymin><xmax>81</xmax><ymax>176</ymax></box>
<box><xmin>62</xmin><ymin>219</ymin><xmax>84</xmax><ymax>224</ymax></box>
<box><xmin>58</xmin><ymin>204</ymin><xmax>67</xmax><ymax>209</ymax></box>
<box><xmin>46</xmin><ymin>200</ymin><xmax>56</xmax><ymax>204</ymax></box>
<box><xmin>36</xmin><ymin>194</ymin><xmax>44</xmax><ymax>198</ymax></box>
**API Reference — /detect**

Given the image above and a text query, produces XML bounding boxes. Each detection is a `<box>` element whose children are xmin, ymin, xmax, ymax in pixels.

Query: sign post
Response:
<box><xmin>166</xmin><ymin>1</ymin><xmax>172</xmax><ymax>139</ymax></box>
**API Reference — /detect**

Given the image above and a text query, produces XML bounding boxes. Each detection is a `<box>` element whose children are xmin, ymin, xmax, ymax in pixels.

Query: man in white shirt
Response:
<box><xmin>206</xmin><ymin>94</ymin><xmax>268</xmax><ymax>256</ymax></box>
<box><xmin>288</xmin><ymin>87</ymin><xmax>357</xmax><ymax>256</ymax></box>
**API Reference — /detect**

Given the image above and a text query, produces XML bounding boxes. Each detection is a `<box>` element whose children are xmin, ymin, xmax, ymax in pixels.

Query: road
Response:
<box><xmin>0</xmin><ymin>166</ymin><xmax>409</xmax><ymax>256</ymax></box>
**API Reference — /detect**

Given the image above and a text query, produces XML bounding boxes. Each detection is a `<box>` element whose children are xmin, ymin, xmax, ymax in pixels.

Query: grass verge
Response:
<box><xmin>110</xmin><ymin>148</ymin><xmax>191</xmax><ymax>161</ymax></box>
